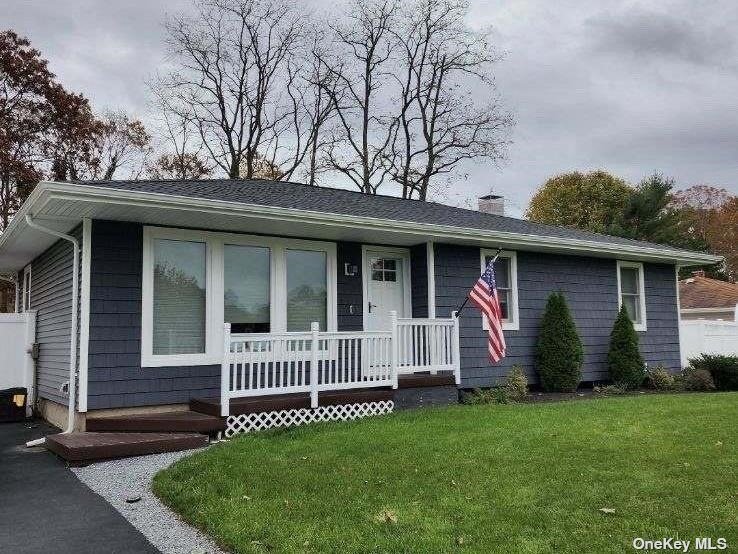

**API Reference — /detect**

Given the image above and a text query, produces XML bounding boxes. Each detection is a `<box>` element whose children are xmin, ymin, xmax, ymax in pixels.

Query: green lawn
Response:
<box><xmin>153</xmin><ymin>393</ymin><xmax>738</xmax><ymax>553</ymax></box>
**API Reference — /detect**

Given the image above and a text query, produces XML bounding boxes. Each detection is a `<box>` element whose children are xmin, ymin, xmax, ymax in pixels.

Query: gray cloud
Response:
<box><xmin>3</xmin><ymin>0</ymin><xmax>737</xmax><ymax>217</ymax></box>
<box><xmin>586</xmin><ymin>9</ymin><xmax>736</xmax><ymax>68</ymax></box>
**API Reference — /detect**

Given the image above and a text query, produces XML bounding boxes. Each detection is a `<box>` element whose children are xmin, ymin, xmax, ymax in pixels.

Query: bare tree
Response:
<box><xmin>300</xmin><ymin>36</ymin><xmax>340</xmax><ymax>186</ymax></box>
<box><xmin>92</xmin><ymin>111</ymin><xmax>151</xmax><ymax>180</ymax></box>
<box><xmin>318</xmin><ymin>0</ymin><xmax>400</xmax><ymax>194</ymax></box>
<box><xmin>153</xmin><ymin>0</ymin><xmax>328</xmax><ymax>181</ymax></box>
<box><xmin>147</xmin><ymin>110</ymin><xmax>213</xmax><ymax>179</ymax></box>
<box><xmin>391</xmin><ymin>0</ymin><xmax>512</xmax><ymax>200</ymax></box>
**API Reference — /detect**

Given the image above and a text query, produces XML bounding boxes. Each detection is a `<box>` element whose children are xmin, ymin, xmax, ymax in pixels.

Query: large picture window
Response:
<box><xmin>617</xmin><ymin>261</ymin><xmax>647</xmax><ymax>331</ymax></box>
<box><xmin>153</xmin><ymin>239</ymin><xmax>207</xmax><ymax>355</ymax></box>
<box><xmin>142</xmin><ymin>227</ymin><xmax>336</xmax><ymax>367</ymax></box>
<box><xmin>480</xmin><ymin>249</ymin><xmax>519</xmax><ymax>331</ymax></box>
<box><xmin>224</xmin><ymin>245</ymin><xmax>270</xmax><ymax>334</ymax></box>
<box><xmin>286</xmin><ymin>249</ymin><xmax>327</xmax><ymax>331</ymax></box>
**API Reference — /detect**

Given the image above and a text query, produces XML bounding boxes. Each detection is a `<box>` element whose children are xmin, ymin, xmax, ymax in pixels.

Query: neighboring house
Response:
<box><xmin>0</xmin><ymin>179</ymin><xmax>720</xmax><ymax>435</ymax></box>
<box><xmin>679</xmin><ymin>272</ymin><xmax>738</xmax><ymax>322</ymax></box>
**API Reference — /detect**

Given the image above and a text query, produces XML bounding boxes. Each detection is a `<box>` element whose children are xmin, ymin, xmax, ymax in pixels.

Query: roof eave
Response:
<box><xmin>0</xmin><ymin>181</ymin><xmax>724</xmax><ymax>269</ymax></box>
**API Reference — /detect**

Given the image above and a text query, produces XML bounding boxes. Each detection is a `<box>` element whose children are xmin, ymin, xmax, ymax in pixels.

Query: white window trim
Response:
<box><xmin>616</xmin><ymin>260</ymin><xmax>647</xmax><ymax>332</ymax></box>
<box><xmin>21</xmin><ymin>264</ymin><xmax>32</xmax><ymax>312</ymax></box>
<box><xmin>361</xmin><ymin>245</ymin><xmax>412</xmax><ymax>330</ymax></box>
<box><xmin>142</xmin><ymin>226</ymin><xmax>337</xmax><ymax>368</ymax></box>
<box><xmin>480</xmin><ymin>249</ymin><xmax>519</xmax><ymax>331</ymax></box>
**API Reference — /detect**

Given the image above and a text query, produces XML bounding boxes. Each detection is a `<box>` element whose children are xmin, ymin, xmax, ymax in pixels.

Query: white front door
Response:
<box><xmin>364</xmin><ymin>248</ymin><xmax>410</xmax><ymax>331</ymax></box>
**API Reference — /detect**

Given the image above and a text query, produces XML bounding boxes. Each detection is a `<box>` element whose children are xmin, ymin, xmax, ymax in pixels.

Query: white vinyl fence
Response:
<box><xmin>0</xmin><ymin>311</ymin><xmax>36</xmax><ymax>416</ymax></box>
<box><xmin>680</xmin><ymin>320</ymin><xmax>738</xmax><ymax>367</ymax></box>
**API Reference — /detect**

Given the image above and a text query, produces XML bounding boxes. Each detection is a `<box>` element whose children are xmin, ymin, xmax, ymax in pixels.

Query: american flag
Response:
<box><xmin>468</xmin><ymin>258</ymin><xmax>507</xmax><ymax>363</ymax></box>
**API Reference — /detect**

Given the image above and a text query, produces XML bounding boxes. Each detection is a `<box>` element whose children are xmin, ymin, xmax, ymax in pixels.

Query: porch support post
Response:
<box><xmin>452</xmin><ymin>311</ymin><xmax>461</xmax><ymax>385</ymax></box>
<box><xmin>310</xmin><ymin>322</ymin><xmax>320</xmax><ymax>408</ymax></box>
<box><xmin>390</xmin><ymin>310</ymin><xmax>399</xmax><ymax>389</ymax></box>
<box><xmin>221</xmin><ymin>323</ymin><xmax>231</xmax><ymax>417</ymax></box>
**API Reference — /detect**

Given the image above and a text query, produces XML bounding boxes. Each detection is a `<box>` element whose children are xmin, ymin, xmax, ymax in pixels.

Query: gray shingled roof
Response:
<box><xmin>74</xmin><ymin>178</ymin><xmax>698</xmax><ymax>255</ymax></box>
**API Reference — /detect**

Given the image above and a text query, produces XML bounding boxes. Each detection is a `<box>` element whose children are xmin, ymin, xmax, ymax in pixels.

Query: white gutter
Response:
<box><xmin>24</xmin><ymin>215</ymin><xmax>79</xmax><ymax>447</ymax></box>
<box><xmin>0</xmin><ymin>181</ymin><xmax>723</xmax><ymax>268</ymax></box>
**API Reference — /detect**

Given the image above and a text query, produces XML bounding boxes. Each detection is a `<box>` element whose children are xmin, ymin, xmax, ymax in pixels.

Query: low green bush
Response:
<box><xmin>593</xmin><ymin>384</ymin><xmax>628</xmax><ymax>396</ymax></box>
<box><xmin>503</xmin><ymin>365</ymin><xmax>529</xmax><ymax>402</ymax></box>
<box><xmin>462</xmin><ymin>387</ymin><xmax>508</xmax><ymax>405</ymax></box>
<box><xmin>678</xmin><ymin>368</ymin><xmax>716</xmax><ymax>392</ymax></box>
<box><xmin>688</xmin><ymin>354</ymin><xmax>738</xmax><ymax>391</ymax></box>
<box><xmin>463</xmin><ymin>367</ymin><xmax>529</xmax><ymax>405</ymax></box>
<box><xmin>645</xmin><ymin>365</ymin><xmax>675</xmax><ymax>390</ymax></box>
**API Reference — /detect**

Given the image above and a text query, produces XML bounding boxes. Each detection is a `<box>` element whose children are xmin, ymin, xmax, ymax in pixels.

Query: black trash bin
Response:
<box><xmin>0</xmin><ymin>387</ymin><xmax>27</xmax><ymax>423</ymax></box>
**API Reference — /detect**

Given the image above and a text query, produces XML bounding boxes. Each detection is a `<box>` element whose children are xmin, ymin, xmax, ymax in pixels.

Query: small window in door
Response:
<box><xmin>370</xmin><ymin>258</ymin><xmax>397</xmax><ymax>282</ymax></box>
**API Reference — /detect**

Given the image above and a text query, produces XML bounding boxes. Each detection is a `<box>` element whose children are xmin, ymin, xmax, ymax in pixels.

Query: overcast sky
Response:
<box><xmin>5</xmin><ymin>0</ymin><xmax>737</xmax><ymax>216</ymax></box>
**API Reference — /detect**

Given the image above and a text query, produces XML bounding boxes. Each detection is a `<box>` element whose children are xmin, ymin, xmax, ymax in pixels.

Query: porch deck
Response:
<box><xmin>220</xmin><ymin>314</ymin><xmax>461</xmax><ymax>416</ymax></box>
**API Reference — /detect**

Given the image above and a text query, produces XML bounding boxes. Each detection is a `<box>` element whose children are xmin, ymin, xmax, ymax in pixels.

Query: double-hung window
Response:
<box><xmin>142</xmin><ymin>227</ymin><xmax>336</xmax><ymax>367</ymax></box>
<box><xmin>617</xmin><ymin>261</ymin><xmax>647</xmax><ymax>331</ymax></box>
<box><xmin>479</xmin><ymin>249</ymin><xmax>519</xmax><ymax>331</ymax></box>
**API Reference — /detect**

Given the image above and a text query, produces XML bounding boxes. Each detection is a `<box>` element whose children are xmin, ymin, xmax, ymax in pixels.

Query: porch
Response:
<box><xmin>219</xmin><ymin>312</ymin><xmax>461</xmax><ymax>417</ymax></box>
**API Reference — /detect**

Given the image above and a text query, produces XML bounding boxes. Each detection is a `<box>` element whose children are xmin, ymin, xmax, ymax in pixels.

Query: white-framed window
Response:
<box><xmin>479</xmin><ymin>249</ymin><xmax>519</xmax><ymax>331</ymax></box>
<box><xmin>141</xmin><ymin>226</ymin><xmax>337</xmax><ymax>367</ymax></box>
<box><xmin>616</xmin><ymin>260</ymin><xmax>647</xmax><ymax>332</ymax></box>
<box><xmin>21</xmin><ymin>265</ymin><xmax>31</xmax><ymax>312</ymax></box>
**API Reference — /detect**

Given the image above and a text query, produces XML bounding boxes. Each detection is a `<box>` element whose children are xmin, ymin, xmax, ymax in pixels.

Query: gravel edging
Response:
<box><xmin>71</xmin><ymin>449</ymin><xmax>226</xmax><ymax>554</ymax></box>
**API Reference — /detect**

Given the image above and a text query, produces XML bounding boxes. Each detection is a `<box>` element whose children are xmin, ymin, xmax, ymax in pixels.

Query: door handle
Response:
<box><xmin>368</xmin><ymin>301</ymin><xmax>375</xmax><ymax>313</ymax></box>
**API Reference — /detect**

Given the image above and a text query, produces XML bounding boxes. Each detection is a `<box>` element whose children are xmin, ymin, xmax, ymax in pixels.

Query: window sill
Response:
<box><xmin>141</xmin><ymin>353</ymin><xmax>220</xmax><ymax>368</ymax></box>
<box><xmin>633</xmin><ymin>323</ymin><xmax>647</xmax><ymax>332</ymax></box>
<box><xmin>483</xmin><ymin>319</ymin><xmax>519</xmax><ymax>332</ymax></box>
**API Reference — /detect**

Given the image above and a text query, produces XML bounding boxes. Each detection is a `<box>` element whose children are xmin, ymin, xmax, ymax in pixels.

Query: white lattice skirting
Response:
<box><xmin>225</xmin><ymin>400</ymin><xmax>394</xmax><ymax>437</ymax></box>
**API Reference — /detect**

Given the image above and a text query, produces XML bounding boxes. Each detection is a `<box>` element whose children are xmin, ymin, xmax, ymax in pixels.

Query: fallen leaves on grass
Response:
<box><xmin>598</xmin><ymin>508</ymin><xmax>616</xmax><ymax>515</ymax></box>
<box><xmin>374</xmin><ymin>509</ymin><xmax>398</xmax><ymax>524</ymax></box>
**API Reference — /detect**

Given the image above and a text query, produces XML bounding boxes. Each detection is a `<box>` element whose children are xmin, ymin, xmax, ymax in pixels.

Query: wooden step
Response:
<box><xmin>191</xmin><ymin>388</ymin><xmax>394</xmax><ymax>417</ymax></box>
<box><xmin>398</xmin><ymin>372</ymin><xmax>456</xmax><ymax>389</ymax></box>
<box><xmin>45</xmin><ymin>432</ymin><xmax>208</xmax><ymax>465</ymax></box>
<box><xmin>86</xmin><ymin>411</ymin><xmax>225</xmax><ymax>434</ymax></box>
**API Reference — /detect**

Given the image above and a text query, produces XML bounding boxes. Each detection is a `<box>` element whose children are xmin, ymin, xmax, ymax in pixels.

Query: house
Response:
<box><xmin>679</xmin><ymin>271</ymin><xmax>738</xmax><ymax>322</ymax></box>
<box><xmin>0</xmin><ymin>179</ymin><xmax>720</xmax><ymax>455</ymax></box>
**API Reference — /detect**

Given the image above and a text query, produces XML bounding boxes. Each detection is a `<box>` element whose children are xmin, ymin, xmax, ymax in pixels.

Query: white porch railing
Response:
<box><xmin>220</xmin><ymin>311</ymin><xmax>461</xmax><ymax>416</ymax></box>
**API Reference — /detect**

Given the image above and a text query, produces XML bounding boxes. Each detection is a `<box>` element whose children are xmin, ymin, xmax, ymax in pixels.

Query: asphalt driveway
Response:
<box><xmin>0</xmin><ymin>421</ymin><xmax>158</xmax><ymax>554</ymax></box>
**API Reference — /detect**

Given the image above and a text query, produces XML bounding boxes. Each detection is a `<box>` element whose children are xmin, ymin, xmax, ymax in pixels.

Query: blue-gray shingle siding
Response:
<box><xmin>83</xmin><ymin>222</ymin><xmax>682</xmax><ymax>409</ymax></box>
<box><xmin>29</xmin><ymin>226</ymin><xmax>82</xmax><ymax>405</ymax></box>
<box><xmin>337</xmin><ymin>242</ymin><xmax>363</xmax><ymax>331</ymax></box>
<box><xmin>86</xmin><ymin>221</ymin><xmax>370</xmax><ymax>409</ymax></box>
<box><xmin>410</xmin><ymin>244</ymin><xmax>428</xmax><ymax>318</ymax></box>
<box><xmin>433</xmin><ymin>244</ymin><xmax>680</xmax><ymax>387</ymax></box>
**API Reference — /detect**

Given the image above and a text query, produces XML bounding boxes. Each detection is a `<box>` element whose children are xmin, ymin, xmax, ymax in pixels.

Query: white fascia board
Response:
<box><xmin>1</xmin><ymin>181</ymin><xmax>725</xmax><ymax>268</ymax></box>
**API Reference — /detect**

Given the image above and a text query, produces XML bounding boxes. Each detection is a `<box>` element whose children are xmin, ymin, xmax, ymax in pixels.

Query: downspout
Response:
<box><xmin>24</xmin><ymin>215</ymin><xmax>79</xmax><ymax>446</ymax></box>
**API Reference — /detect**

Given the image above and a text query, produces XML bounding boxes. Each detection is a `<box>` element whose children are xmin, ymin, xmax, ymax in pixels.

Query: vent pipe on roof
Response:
<box><xmin>478</xmin><ymin>194</ymin><xmax>505</xmax><ymax>216</ymax></box>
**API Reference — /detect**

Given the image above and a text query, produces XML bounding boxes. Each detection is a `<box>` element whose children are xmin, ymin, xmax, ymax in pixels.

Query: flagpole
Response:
<box><xmin>455</xmin><ymin>246</ymin><xmax>503</xmax><ymax>317</ymax></box>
